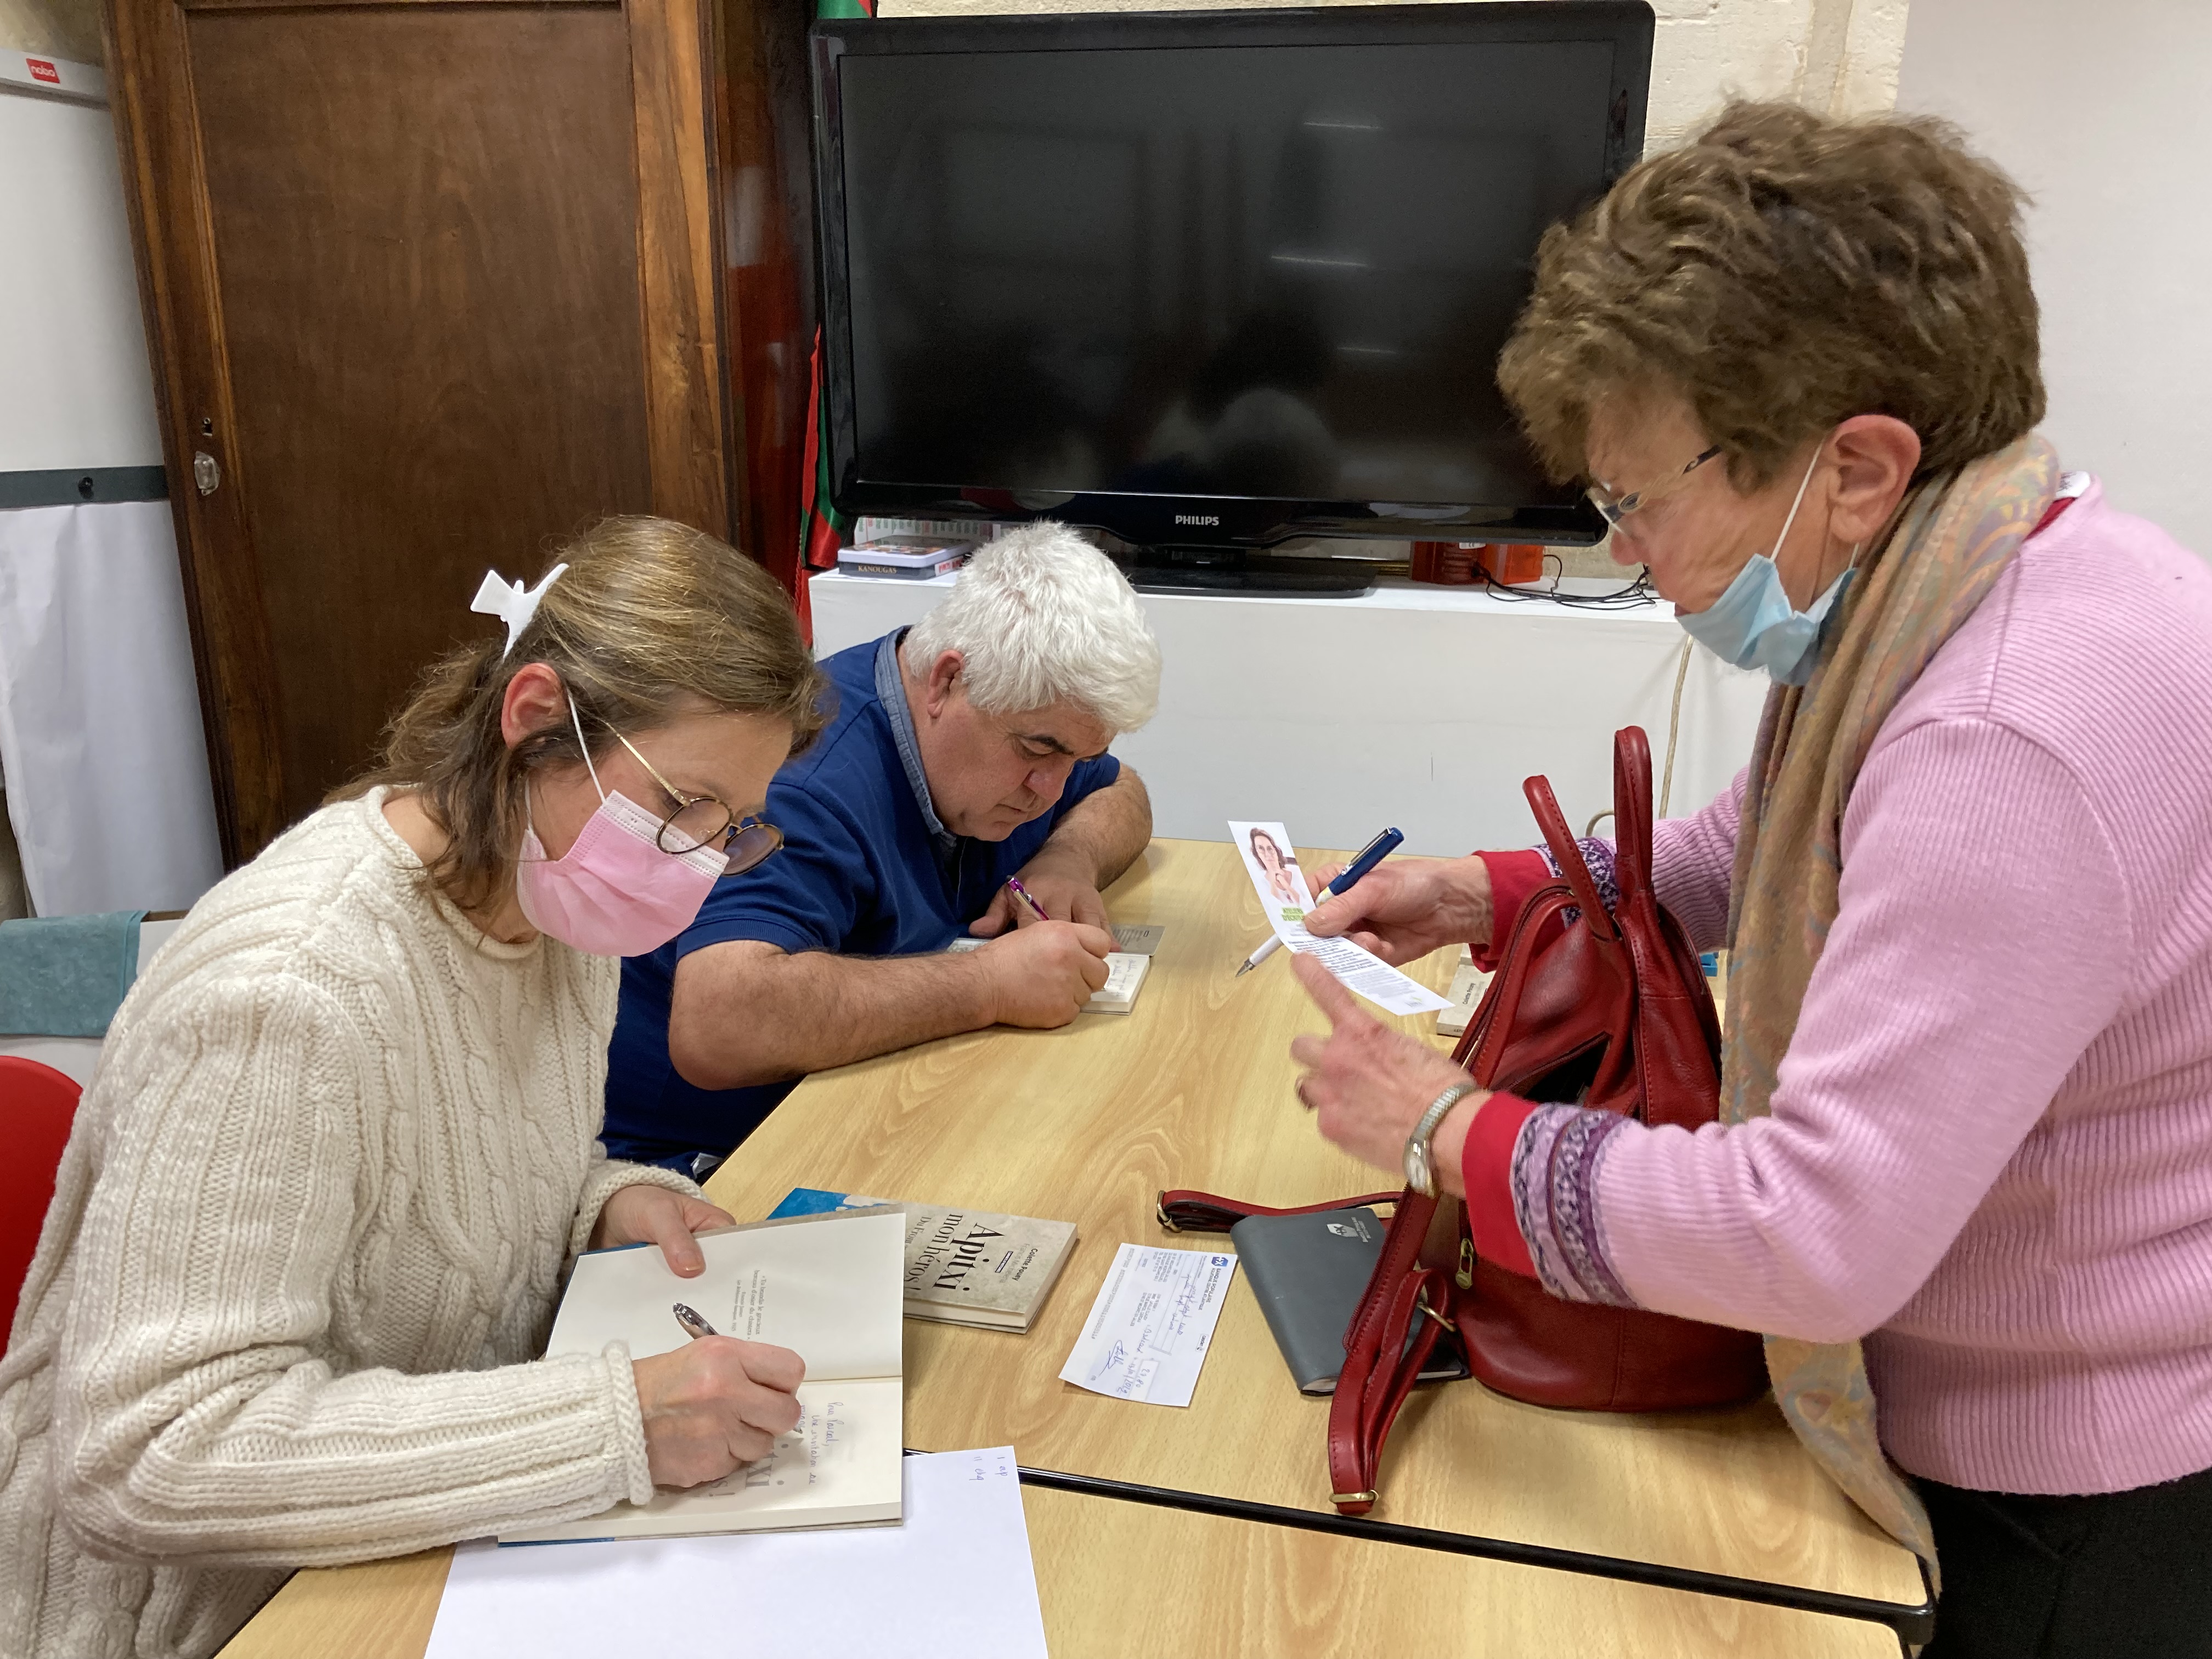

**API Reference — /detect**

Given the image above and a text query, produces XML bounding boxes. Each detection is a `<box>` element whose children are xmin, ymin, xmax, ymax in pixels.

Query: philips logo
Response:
<box><xmin>1174</xmin><ymin>514</ymin><xmax>1220</xmax><ymax>527</ymax></box>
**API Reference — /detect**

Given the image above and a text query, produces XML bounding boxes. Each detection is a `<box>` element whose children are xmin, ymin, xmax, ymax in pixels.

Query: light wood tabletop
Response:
<box><xmin>219</xmin><ymin>1481</ymin><xmax>1905</xmax><ymax>1659</ymax></box>
<box><xmin>699</xmin><ymin>838</ymin><xmax>1927</xmax><ymax>1624</ymax></box>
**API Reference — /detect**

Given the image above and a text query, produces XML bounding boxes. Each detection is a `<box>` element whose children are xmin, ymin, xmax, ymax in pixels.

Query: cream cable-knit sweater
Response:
<box><xmin>0</xmin><ymin>790</ymin><xmax>698</xmax><ymax>1659</ymax></box>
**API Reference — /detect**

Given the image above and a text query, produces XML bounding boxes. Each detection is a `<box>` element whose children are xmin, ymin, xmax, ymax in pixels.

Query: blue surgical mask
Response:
<box><xmin>1675</xmin><ymin>450</ymin><xmax>1859</xmax><ymax>687</ymax></box>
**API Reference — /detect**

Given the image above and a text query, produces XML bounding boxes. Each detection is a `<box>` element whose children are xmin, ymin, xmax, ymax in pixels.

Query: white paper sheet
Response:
<box><xmin>1058</xmin><ymin>1243</ymin><xmax>1237</xmax><ymax>1408</ymax></box>
<box><xmin>1228</xmin><ymin>820</ymin><xmax>1450</xmax><ymax>1016</ymax></box>
<box><xmin>427</xmin><ymin>1449</ymin><xmax>1048</xmax><ymax>1659</ymax></box>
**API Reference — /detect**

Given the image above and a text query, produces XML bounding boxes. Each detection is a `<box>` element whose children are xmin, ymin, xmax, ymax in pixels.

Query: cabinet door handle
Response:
<box><xmin>192</xmin><ymin>450</ymin><xmax>221</xmax><ymax>496</ymax></box>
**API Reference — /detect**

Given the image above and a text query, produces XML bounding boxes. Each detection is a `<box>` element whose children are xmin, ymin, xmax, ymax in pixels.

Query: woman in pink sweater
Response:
<box><xmin>1291</xmin><ymin>105</ymin><xmax>2212</xmax><ymax>1659</ymax></box>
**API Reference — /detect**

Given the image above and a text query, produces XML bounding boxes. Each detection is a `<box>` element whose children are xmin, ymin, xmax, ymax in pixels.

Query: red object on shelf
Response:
<box><xmin>1478</xmin><ymin>543</ymin><xmax>1548</xmax><ymax>585</ymax></box>
<box><xmin>1409</xmin><ymin>541</ymin><xmax>1479</xmax><ymax>584</ymax></box>
<box><xmin>1</xmin><ymin>1057</ymin><xmax>81</xmax><ymax>1345</ymax></box>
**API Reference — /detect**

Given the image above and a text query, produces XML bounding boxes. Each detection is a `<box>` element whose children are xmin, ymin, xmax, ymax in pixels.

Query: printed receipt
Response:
<box><xmin>1058</xmin><ymin>1244</ymin><xmax>1238</xmax><ymax>1408</ymax></box>
<box><xmin>1229</xmin><ymin>820</ymin><xmax>1450</xmax><ymax>1017</ymax></box>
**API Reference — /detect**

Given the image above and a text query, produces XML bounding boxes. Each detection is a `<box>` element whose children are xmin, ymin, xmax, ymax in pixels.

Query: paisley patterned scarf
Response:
<box><xmin>1720</xmin><ymin>433</ymin><xmax>2062</xmax><ymax>1583</ymax></box>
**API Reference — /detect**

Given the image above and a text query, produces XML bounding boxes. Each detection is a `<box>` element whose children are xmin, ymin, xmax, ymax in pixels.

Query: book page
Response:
<box><xmin>500</xmin><ymin>1378</ymin><xmax>904</xmax><ymax>1543</ymax></box>
<box><xmin>1229</xmin><ymin>820</ymin><xmax>1449</xmax><ymax>1017</ymax></box>
<box><xmin>546</xmin><ymin>1210</ymin><xmax>905</xmax><ymax>1381</ymax></box>
<box><xmin>1086</xmin><ymin>952</ymin><xmax>1148</xmax><ymax>1009</ymax></box>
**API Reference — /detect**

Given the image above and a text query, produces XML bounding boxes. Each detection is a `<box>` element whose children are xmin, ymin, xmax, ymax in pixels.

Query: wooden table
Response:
<box><xmin>700</xmin><ymin>838</ymin><xmax>1929</xmax><ymax>1639</ymax></box>
<box><xmin>217</xmin><ymin>836</ymin><xmax>1923</xmax><ymax>1658</ymax></box>
<box><xmin>222</xmin><ymin>1480</ymin><xmax>1904</xmax><ymax>1658</ymax></box>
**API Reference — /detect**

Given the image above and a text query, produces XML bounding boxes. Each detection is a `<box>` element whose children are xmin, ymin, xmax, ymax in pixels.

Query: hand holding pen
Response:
<box><xmin>630</xmin><ymin>1305</ymin><xmax>804</xmax><ymax>1488</ymax></box>
<box><xmin>1300</xmin><ymin>844</ymin><xmax>1499</xmax><ymax>968</ymax></box>
<box><xmin>1236</xmin><ymin>827</ymin><xmax>1404</xmax><ymax>977</ymax></box>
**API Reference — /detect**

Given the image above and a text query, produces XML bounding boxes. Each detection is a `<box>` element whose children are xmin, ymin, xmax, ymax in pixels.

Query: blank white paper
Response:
<box><xmin>425</xmin><ymin>1448</ymin><xmax>1047</xmax><ymax>1659</ymax></box>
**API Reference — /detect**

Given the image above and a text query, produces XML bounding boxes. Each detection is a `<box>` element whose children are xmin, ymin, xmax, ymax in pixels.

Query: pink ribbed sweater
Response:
<box><xmin>1505</xmin><ymin>479</ymin><xmax>2212</xmax><ymax>1496</ymax></box>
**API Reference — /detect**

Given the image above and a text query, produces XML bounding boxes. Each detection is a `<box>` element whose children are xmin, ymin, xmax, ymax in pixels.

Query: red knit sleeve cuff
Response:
<box><xmin>1471</xmin><ymin>850</ymin><xmax>1550</xmax><ymax>973</ymax></box>
<box><xmin>1462</xmin><ymin>1091</ymin><xmax>1540</xmax><ymax>1279</ymax></box>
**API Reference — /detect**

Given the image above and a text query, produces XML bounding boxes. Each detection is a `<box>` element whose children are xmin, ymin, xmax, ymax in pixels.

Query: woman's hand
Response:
<box><xmin>633</xmin><ymin>1338</ymin><xmax>805</xmax><ymax>1487</ymax></box>
<box><xmin>1301</xmin><ymin>854</ymin><xmax>1495</xmax><ymax>966</ymax></box>
<box><xmin>1289</xmin><ymin>954</ymin><xmax>1486</xmax><ymax>1195</ymax></box>
<box><xmin>590</xmin><ymin>1183</ymin><xmax>735</xmax><ymax>1277</ymax></box>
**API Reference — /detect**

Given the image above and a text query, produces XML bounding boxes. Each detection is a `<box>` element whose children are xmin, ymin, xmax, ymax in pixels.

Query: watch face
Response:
<box><xmin>1404</xmin><ymin>1141</ymin><xmax>1431</xmax><ymax>1194</ymax></box>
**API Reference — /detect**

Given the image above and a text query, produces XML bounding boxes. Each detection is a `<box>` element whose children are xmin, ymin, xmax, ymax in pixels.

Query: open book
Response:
<box><xmin>501</xmin><ymin>1209</ymin><xmax>906</xmax><ymax>1543</ymax></box>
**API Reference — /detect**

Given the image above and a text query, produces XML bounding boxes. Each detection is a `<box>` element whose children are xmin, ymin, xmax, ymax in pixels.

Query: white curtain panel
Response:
<box><xmin>0</xmin><ymin>500</ymin><xmax>223</xmax><ymax>915</ymax></box>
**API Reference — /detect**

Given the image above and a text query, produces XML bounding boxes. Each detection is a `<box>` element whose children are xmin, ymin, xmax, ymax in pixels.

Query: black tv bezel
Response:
<box><xmin>809</xmin><ymin>2</ymin><xmax>1652</xmax><ymax>552</ymax></box>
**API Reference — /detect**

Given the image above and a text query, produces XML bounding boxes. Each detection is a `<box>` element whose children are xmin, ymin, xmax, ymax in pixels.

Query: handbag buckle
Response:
<box><xmin>1457</xmin><ymin>1237</ymin><xmax>1475</xmax><ymax>1290</ymax></box>
<box><xmin>1330</xmin><ymin>1488</ymin><xmax>1379</xmax><ymax>1506</ymax></box>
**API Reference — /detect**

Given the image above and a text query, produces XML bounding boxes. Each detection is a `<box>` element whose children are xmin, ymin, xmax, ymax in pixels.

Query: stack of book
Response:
<box><xmin>836</xmin><ymin>535</ymin><xmax>974</xmax><ymax>580</ymax></box>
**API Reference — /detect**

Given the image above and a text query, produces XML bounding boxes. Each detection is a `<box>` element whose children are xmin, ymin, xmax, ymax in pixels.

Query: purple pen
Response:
<box><xmin>1003</xmin><ymin>876</ymin><xmax>1053</xmax><ymax>923</ymax></box>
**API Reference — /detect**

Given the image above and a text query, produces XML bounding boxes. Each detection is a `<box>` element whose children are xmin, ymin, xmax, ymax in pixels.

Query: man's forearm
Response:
<box><xmin>1031</xmin><ymin>766</ymin><xmax>1152</xmax><ymax>887</ymax></box>
<box><xmin>670</xmin><ymin>945</ymin><xmax>997</xmax><ymax>1090</ymax></box>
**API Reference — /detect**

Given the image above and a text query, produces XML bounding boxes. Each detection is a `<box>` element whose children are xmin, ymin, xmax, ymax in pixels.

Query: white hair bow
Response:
<box><xmin>470</xmin><ymin>563</ymin><xmax>568</xmax><ymax>658</ymax></box>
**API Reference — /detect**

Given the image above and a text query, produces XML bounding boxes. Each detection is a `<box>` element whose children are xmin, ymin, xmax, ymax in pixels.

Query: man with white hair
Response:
<box><xmin>602</xmin><ymin>523</ymin><xmax>1159</xmax><ymax>1175</ymax></box>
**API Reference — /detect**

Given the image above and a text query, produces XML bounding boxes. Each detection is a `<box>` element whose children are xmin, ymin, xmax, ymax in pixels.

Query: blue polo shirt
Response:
<box><xmin>603</xmin><ymin>629</ymin><xmax>1121</xmax><ymax>1169</ymax></box>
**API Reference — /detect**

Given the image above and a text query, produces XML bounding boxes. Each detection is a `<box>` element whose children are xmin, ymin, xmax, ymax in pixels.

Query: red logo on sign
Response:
<box><xmin>27</xmin><ymin>58</ymin><xmax>60</xmax><ymax>83</ymax></box>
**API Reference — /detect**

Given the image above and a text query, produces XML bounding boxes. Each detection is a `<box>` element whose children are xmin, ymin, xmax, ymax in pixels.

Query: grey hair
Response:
<box><xmin>904</xmin><ymin>523</ymin><xmax>1161</xmax><ymax>733</ymax></box>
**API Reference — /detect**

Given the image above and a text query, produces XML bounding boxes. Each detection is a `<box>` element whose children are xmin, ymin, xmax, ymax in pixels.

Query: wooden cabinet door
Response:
<box><xmin>108</xmin><ymin>0</ymin><xmax>728</xmax><ymax>865</ymax></box>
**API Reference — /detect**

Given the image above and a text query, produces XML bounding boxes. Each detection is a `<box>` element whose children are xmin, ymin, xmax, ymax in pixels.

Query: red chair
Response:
<box><xmin>1</xmin><ymin>1057</ymin><xmax>82</xmax><ymax>1348</ymax></box>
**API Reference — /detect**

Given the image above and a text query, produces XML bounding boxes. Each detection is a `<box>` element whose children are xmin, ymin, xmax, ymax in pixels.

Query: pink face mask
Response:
<box><xmin>513</xmin><ymin>693</ymin><xmax>724</xmax><ymax>957</ymax></box>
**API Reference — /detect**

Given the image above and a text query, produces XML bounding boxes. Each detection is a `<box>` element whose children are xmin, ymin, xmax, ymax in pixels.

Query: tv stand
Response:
<box><xmin>1116</xmin><ymin>546</ymin><xmax>1375</xmax><ymax>598</ymax></box>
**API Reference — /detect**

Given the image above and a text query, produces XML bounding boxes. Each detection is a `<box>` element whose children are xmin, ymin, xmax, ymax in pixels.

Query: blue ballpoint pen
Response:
<box><xmin>1235</xmin><ymin>826</ymin><xmax>1404</xmax><ymax>977</ymax></box>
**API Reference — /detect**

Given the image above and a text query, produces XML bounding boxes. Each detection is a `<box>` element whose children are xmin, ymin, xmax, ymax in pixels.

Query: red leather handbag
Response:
<box><xmin>1161</xmin><ymin>727</ymin><xmax>1765</xmax><ymax>1515</ymax></box>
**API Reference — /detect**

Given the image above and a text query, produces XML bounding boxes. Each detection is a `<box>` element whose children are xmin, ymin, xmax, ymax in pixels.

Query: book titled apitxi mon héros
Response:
<box><xmin>769</xmin><ymin>1188</ymin><xmax>1077</xmax><ymax>1333</ymax></box>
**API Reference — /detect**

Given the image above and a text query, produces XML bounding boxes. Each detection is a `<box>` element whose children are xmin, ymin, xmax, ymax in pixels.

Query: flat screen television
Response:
<box><xmin>810</xmin><ymin>3</ymin><xmax>1652</xmax><ymax>594</ymax></box>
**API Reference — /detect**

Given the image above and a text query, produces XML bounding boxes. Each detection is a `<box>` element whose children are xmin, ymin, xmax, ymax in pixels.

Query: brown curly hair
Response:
<box><xmin>1497</xmin><ymin>101</ymin><xmax>2046</xmax><ymax>492</ymax></box>
<box><xmin>340</xmin><ymin>516</ymin><xmax>831</xmax><ymax>912</ymax></box>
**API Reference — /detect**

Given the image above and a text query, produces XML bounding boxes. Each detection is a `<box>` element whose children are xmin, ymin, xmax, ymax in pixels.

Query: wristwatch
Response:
<box><xmin>1404</xmin><ymin>1082</ymin><xmax>1479</xmax><ymax>1198</ymax></box>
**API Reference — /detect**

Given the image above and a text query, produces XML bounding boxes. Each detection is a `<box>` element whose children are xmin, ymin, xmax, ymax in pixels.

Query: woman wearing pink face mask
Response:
<box><xmin>0</xmin><ymin>518</ymin><xmax>831</xmax><ymax>1659</ymax></box>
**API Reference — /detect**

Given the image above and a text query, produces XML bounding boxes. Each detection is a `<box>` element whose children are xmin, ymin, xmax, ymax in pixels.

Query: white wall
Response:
<box><xmin>0</xmin><ymin>74</ymin><xmax>163</xmax><ymax>471</ymax></box>
<box><xmin>814</xmin><ymin>572</ymin><xmax>1769</xmax><ymax>856</ymax></box>
<box><xmin>1895</xmin><ymin>0</ymin><xmax>2211</xmax><ymax>559</ymax></box>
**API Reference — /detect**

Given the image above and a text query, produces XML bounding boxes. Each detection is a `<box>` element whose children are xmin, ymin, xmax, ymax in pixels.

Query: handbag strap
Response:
<box><xmin>1155</xmin><ymin>1188</ymin><xmax>1401</xmax><ymax>1234</ymax></box>
<box><xmin>1523</xmin><ymin>773</ymin><xmax>1621</xmax><ymax>944</ymax></box>
<box><xmin>1326</xmin><ymin>1189</ymin><xmax>1450</xmax><ymax>1513</ymax></box>
<box><xmin>1610</xmin><ymin>725</ymin><xmax>1657</xmax><ymax>912</ymax></box>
